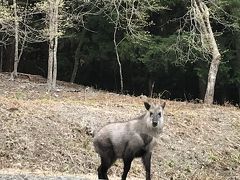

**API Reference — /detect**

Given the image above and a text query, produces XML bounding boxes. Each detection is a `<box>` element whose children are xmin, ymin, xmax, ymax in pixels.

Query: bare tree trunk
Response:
<box><xmin>70</xmin><ymin>51</ymin><xmax>79</xmax><ymax>83</ymax></box>
<box><xmin>11</xmin><ymin>0</ymin><xmax>19</xmax><ymax>79</ymax></box>
<box><xmin>202</xmin><ymin>2</ymin><xmax>221</xmax><ymax>104</ymax></box>
<box><xmin>18</xmin><ymin>0</ymin><xmax>28</xmax><ymax>63</ymax></box>
<box><xmin>52</xmin><ymin>36</ymin><xmax>58</xmax><ymax>88</ymax></box>
<box><xmin>112</xmin><ymin>0</ymin><xmax>124</xmax><ymax>94</ymax></box>
<box><xmin>47</xmin><ymin>0</ymin><xmax>59</xmax><ymax>91</ymax></box>
<box><xmin>47</xmin><ymin>0</ymin><xmax>54</xmax><ymax>91</ymax></box>
<box><xmin>52</xmin><ymin>1</ymin><xmax>59</xmax><ymax>88</ymax></box>
<box><xmin>148</xmin><ymin>75</ymin><xmax>155</xmax><ymax>98</ymax></box>
<box><xmin>70</xmin><ymin>29</ymin><xmax>86</xmax><ymax>83</ymax></box>
<box><xmin>204</xmin><ymin>53</ymin><xmax>221</xmax><ymax>104</ymax></box>
<box><xmin>192</xmin><ymin>0</ymin><xmax>221</xmax><ymax>104</ymax></box>
<box><xmin>47</xmin><ymin>41</ymin><xmax>54</xmax><ymax>91</ymax></box>
<box><xmin>113</xmin><ymin>25</ymin><xmax>123</xmax><ymax>94</ymax></box>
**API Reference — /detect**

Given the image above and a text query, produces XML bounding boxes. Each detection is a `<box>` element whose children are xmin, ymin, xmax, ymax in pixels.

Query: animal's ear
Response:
<box><xmin>161</xmin><ymin>102</ymin><xmax>166</xmax><ymax>109</ymax></box>
<box><xmin>144</xmin><ymin>102</ymin><xmax>151</xmax><ymax>110</ymax></box>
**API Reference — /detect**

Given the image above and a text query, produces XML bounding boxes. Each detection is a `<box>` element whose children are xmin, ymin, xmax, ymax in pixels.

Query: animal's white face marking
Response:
<box><xmin>144</xmin><ymin>102</ymin><xmax>165</xmax><ymax>130</ymax></box>
<box><xmin>149</xmin><ymin>106</ymin><xmax>164</xmax><ymax>129</ymax></box>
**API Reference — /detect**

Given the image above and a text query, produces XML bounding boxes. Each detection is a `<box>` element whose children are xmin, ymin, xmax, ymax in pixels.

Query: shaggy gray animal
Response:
<box><xmin>93</xmin><ymin>102</ymin><xmax>166</xmax><ymax>180</ymax></box>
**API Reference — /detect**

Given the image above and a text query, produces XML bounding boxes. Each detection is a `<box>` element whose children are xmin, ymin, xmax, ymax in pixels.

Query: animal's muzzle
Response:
<box><xmin>152</xmin><ymin>121</ymin><xmax>158</xmax><ymax>127</ymax></box>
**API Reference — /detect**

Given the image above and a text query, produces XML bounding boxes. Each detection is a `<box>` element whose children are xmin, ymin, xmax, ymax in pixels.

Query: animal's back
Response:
<box><xmin>93</xmin><ymin>120</ymin><xmax>145</xmax><ymax>158</ymax></box>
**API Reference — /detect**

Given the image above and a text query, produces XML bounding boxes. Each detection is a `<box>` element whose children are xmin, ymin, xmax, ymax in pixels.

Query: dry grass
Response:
<box><xmin>0</xmin><ymin>73</ymin><xmax>240</xmax><ymax>180</ymax></box>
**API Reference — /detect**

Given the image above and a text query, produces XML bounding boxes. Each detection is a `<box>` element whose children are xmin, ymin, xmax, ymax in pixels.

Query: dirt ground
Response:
<box><xmin>0</xmin><ymin>73</ymin><xmax>240</xmax><ymax>180</ymax></box>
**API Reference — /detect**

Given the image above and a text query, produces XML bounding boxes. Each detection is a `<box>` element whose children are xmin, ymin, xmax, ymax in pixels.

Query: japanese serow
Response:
<box><xmin>93</xmin><ymin>102</ymin><xmax>166</xmax><ymax>180</ymax></box>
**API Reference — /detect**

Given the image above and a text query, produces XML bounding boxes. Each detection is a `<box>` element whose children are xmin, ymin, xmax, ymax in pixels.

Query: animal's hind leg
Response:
<box><xmin>98</xmin><ymin>151</ymin><xmax>116</xmax><ymax>179</ymax></box>
<box><xmin>122</xmin><ymin>149</ymin><xmax>134</xmax><ymax>180</ymax></box>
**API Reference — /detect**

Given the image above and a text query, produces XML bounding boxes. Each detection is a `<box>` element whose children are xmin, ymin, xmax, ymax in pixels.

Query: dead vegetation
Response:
<box><xmin>0</xmin><ymin>73</ymin><xmax>240</xmax><ymax>180</ymax></box>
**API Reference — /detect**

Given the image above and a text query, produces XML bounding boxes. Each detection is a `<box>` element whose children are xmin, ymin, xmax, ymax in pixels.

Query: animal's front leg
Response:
<box><xmin>122</xmin><ymin>156</ymin><xmax>133</xmax><ymax>180</ymax></box>
<box><xmin>122</xmin><ymin>145</ymin><xmax>135</xmax><ymax>180</ymax></box>
<box><xmin>142</xmin><ymin>152</ymin><xmax>152</xmax><ymax>180</ymax></box>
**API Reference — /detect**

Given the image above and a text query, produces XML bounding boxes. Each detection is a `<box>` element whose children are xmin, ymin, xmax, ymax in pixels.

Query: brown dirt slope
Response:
<box><xmin>0</xmin><ymin>73</ymin><xmax>240</xmax><ymax>180</ymax></box>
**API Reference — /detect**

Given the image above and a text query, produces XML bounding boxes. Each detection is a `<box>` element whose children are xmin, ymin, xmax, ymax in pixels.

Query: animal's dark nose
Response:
<box><xmin>152</xmin><ymin>121</ymin><xmax>158</xmax><ymax>127</ymax></box>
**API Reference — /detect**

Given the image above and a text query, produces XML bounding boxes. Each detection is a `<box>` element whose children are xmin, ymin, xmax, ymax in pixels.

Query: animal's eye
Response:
<box><xmin>158</xmin><ymin>112</ymin><xmax>161</xmax><ymax>117</ymax></box>
<box><xmin>150</xmin><ymin>112</ymin><xmax>153</xmax><ymax>116</ymax></box>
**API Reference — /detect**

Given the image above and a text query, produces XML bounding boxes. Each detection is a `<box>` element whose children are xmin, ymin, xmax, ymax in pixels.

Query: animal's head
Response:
<box><xmin>144</xmin><ymin>102</ymin><xmax>166</xmax><ymax>130</ymax></box>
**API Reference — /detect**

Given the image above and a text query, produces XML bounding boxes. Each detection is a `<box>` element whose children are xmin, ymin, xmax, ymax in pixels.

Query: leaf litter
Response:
<box><xmin>0</xmin><ymin>73</ymin><xmax>240</xmax><ymax>180</ymax></box>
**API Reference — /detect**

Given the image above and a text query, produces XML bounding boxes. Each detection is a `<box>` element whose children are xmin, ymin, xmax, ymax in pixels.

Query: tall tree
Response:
<box><xmin>47</xmin><ymin>0</ymin><xmax>61</xmax><ymax>91</ymax></box>
<box><xmin>6</xmin><ymin>0</ymin><xmax>45</xmax><ymax>78</ymax></box>
<box><xmin>193</xmin><ymin>0</ymin><xmax>221</xmax><ymax>104</ymax></box>
<box><xmin>112</xmin><ymin>0</ymin><xmax>124</xmax><ymax>93</ymax></box>
<box><xmin>175</xmin><ymin>0</ymin><xmax>222</xmax><ymax>104</ymax></box>
<box><xmin>11</xmin><ymin>0</ymin><xmax>19</xmax><ymax>79</ymax></box>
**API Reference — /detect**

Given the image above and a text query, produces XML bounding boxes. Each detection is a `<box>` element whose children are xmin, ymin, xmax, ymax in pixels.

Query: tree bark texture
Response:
<box><xmin>18</xmin><ymin>0</ymin><xmax>28</xmax><ymax>65</ymax></box>
<box><xmin>114</xmin><ymin>24</ymin><xmax>123</xmax><ymax>94</ymax></box>
<box><xmin>193</xmin><ymin>0</ymin><xmax>221</xmax><ymax>104</ymax></box>
<box><xmin>47</xmin><ymin>0</ymin><xmax>54</xmax><ymax>91</ymax></box>
<box><xmin>47</xmin><ymin>0</ymin><xmax>59</xmax><ymax>91</ymax></box>
<box><xmin>12</xmin><ymin>0</ymin><xmax>19</xmax><ymax>79</ymax></box>
<box><xmin>52</xmin><ymin>2</ymin><xmax>59</xmax><ymax>89</ymax></box>
<box><xmin>113</xmin><ymin>0</ymin><xmax>124</xmax><ymax>94</ymax></box>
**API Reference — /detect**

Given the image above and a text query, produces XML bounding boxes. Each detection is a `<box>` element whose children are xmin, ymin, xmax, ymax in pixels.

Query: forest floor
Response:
<box><xmin>0</xmin><ymin>72</ymin><xmax>240</xmax><ymax>180</ymax></box>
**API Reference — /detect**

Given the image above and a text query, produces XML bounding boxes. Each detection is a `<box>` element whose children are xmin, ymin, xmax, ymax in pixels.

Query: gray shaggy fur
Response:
<box><xmin>93</xmin><ymin>102</ymin><xmax>166</xmax><ymax>180</ymax></box>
